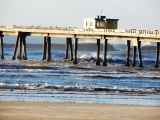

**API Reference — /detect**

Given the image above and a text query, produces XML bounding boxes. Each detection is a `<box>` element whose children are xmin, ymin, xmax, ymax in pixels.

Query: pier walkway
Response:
<box><xmin>0</xmin><ymin>25</ymin><xmax>160</xmax><ymax>67</ymax></box>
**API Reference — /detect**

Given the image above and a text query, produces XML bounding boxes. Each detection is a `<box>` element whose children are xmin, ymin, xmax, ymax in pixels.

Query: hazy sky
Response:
<box><xmin>0</xmin><ymin>0</ymin><xmax>160</xmax><ymax>30</ymax></box>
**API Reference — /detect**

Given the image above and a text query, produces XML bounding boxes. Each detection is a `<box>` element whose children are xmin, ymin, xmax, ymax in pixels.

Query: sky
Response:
<box><xmin>0</xmin><ymin>0</ymin><xmax>160</xmax><ymax>30</ymax></box>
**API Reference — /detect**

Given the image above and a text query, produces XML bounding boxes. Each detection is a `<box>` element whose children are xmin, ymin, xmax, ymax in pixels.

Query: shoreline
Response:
<box><xmin>0</xmin><ymin>101</ymin><xmax>160</xmax><ymax>120</ymax></box>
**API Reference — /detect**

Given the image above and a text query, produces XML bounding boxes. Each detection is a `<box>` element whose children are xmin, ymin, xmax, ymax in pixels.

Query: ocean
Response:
<box><xmin>0</xmin><ymin>36</ymin><xmax>160</xmax><ymax>106</ymax></box>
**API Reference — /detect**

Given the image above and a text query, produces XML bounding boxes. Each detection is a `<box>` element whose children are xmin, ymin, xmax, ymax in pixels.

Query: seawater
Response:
<box><xmin>0</xmin><ymin>36</ymin><xmax>160</xmax><ymax>106</ymax></box>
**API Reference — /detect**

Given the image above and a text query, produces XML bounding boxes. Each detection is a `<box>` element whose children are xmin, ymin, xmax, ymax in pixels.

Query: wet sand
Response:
<box><xmin>0</xmin><ymin>101</ymin><xmax>160</xmax><ymax>120</ymax></box>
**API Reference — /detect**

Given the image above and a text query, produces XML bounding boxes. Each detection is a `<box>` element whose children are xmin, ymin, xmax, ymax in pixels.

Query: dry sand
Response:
<box><xmin>0</xmin><ymin>101</ymin><xmax>160</xmax><ymax>120</ymax></box>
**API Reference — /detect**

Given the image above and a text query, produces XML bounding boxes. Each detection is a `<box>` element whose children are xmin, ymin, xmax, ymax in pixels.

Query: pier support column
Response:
<box><xmin>125</xmin><ymin>40</ymin><xmax>131</xmax><ymax>66</ymax></box>
<box><xmin>96</xmin><ymin>39</ymin><xmax>100</xmax><ymax>66</ymax></box>
<box><xmin>12</xmin><ymin>34</ymin><xmax>20</xmax><ymax>60</ymax></box>
<box><xmin>65</xmin><ymin>38</ymin><xmax>73</xmax><ymax>61</ymax></box>
<box><xmin>137</xmin><ymin>38</ymin><xmax>143</xmax><ymax>67</ymax></box>
<box><xmin>17</xmin><ymin>34</ymin><xmax>23</xmax><ymax>60</ymax></box>
<box><xmin>22</xmin><ymin>35</ymin><xmax>27</xmax><ymax>60</ymax></box>
<box><xmin>0</xmin><ymin>31</ymin><xmax>4</xmax><ymax>59</ymax></box>
<box><xmin>65</xmin><ymin>38</ymin><xmax>69</xmax><ymax>59</ymax></box>
<box><xmin>42</xmin><ymin>37</ymin><xmax>47</xmax><ymax>60</ymax></box>
<box><xmin>103</xmin><ymin>39</ymin><xmax>108</xmax><ymax>66</ymax></box>
<box><xmin>69</xmin><ymin>38</ymin><xmax>73</xmax><ymax>61</ymax></box>
<box><xmin>132</xmin><ymin>46</ymin><xmax>137</xmax><ymax>67</ymax></box>
<box><xmin>12</xmin><ymin>32</ymin><xmax>28</xmax><ymax>60</ymax></box>
<box><xmin>73</xmin><ymin>38</ymin><xmax>78</xmax><ymax>64</ymax></box>
<box><xmin>155</xmin><ymin>42</ymin><xmax>160</xmax><ymax>67</ymax></box>
<box><xmin>47</xmin><ymin>37</ymin><xmax>51</xmax><ymax>61</ymax></box>
<box><xmin>42</xmin><ymin>36</ymin><xmax>51</xmax><ymax>61</ymax></box>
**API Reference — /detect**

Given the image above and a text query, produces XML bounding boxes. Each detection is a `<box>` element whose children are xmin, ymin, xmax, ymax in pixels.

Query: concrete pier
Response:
<box><xmin>0</xmin><ymin>25</ymin><xmax>160</xmax><ymax>68</ymax></box>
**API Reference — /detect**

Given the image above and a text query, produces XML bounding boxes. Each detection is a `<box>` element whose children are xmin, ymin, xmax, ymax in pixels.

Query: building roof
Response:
<box><xmin>83</xmin><ymin>16</ymin><xmax>119</xmax><ymax>21</ymax></box>
<box><xmin>95</xmin><ymin>18</ymin><xmax>119</xmax><ymax>21</ymax></box>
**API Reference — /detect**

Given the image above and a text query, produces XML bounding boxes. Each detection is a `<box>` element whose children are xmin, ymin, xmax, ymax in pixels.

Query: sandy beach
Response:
<box><xmin>0</xmin><ymin>101</ymin><xmax>160</xmax><ymax>120</ymax></box>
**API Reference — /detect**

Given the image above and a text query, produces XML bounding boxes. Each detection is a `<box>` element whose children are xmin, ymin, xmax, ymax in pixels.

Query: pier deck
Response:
<box><xmin>0</xmin><ymin>25</ymin><xmax>160</xmax><ymax>41</ymax></box>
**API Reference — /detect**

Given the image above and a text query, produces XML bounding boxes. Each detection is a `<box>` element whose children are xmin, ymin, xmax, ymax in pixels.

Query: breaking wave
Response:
<box><xmin>0</xmin><ymin>82</ymin><xmax>160</xmax><ymax>95</ymax></box>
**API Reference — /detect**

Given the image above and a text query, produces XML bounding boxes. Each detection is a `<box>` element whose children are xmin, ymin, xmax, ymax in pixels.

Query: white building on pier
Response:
<box><xmin>83</xmin><ymin>16</ymin><xmax>119</xmax><ymax>29</ymax></box>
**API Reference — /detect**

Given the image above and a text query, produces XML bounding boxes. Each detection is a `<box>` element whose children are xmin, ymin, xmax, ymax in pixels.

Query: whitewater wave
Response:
<box><xmin>78</xmin><ymin>53</ymin><xmax>113</xmax><ymax>61</ymax></box>
<box><xmin>0</xmin><ymin>82</ymin><xmax>160</xmax><ymax>94</ymax></box>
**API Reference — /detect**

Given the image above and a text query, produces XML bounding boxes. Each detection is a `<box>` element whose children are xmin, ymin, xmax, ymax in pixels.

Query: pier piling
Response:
<box><xmin>17</xmin><ymin>34</ymin><xmax>23</xmax><ymax>60</ymax></box>
<box><xmin>96</xmin><ymin>39</ymin><xmax>100</xmax><ymax>66</ymax></box>
<box><xmin>42</xmin><ymin>36</ymin><xmax>51</xmax><ymax>61</ymax></box>
<box><xmin>12</xmin><ymin>34</ymin><xmax>20</xmax><ymax>60</ymax></box>
<box><xmin>137</xmin><ymin>39</ymin><xmax>143</xmax><ymax>67</ymax></box>
<box><xmin>42</xmin><ymin>37</ymin><xmax>47</xmax><ymax>60</ymax></box>
<box><xmin>47</xmin><ymin>37</ymin><xmax>51</xmax><ymax>61</ymax></box>
<box><xmin>132</xmin><ymin>38</ymin><xmax>143</xmax><ymax>67</ymax></box>
<box><xmin>65</xmin><ymin>38</ymin><xmax>69</xmax><ymax>59</ymax></box>
<box><xmin>132</xmin><ymin>46</ymin><xmax>137</xmax><ymax>67</ymax></box>
<box><xmin>73</xmin><ymin>38</ymin><xmax>78</xmax><ymax>64</ymax></box>
<box><xmin>155</xmin><ymin>42</ymin><xmax>160</xmax><ymax>67</ymax></box>
<box><xmin>69</xmin><ymin>38</ymin><xmax>73</xmax><ymax>61</ymax></box>
<box><xmin>22</xmin><ymin>35</ymin><xmax>27</xmax><ymax>60</ymax></box>
<box><xmin>12</xmin><ymin>32</ymin><xmax>28</xmax><ymax>60</ymax></box>
<box><xmin>0</xmin><ymin>31</ymin><xmax>4</xmax><ymax>59</ymax></box>
<box><xmin>125</xmin><ymin>40</ymin><xmax>131</xmax><ymax>66</ymax></box>
<box><xmin>103</xmin><ymin>39</ymin><xmax>108</xmax><ymax>66</ymax></box>
<box><xmin>65</xmin><ymin>38</ymin><xmax>73</xmax><ymax>61</ymax></box>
